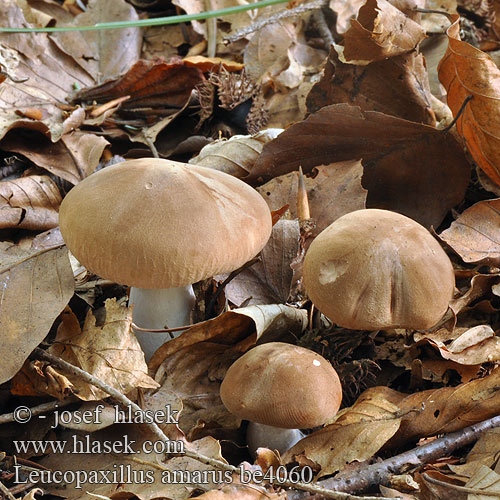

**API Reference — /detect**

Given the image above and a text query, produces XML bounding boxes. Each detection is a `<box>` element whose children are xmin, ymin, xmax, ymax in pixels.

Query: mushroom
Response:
<box><xmin>220</xmin><ymin>342</ymin><xmax>342</xmax><ymax>456</ymax></box>
<box><xmin>303</xmin><ymin>209</ymin><xmax>455</xmax><ymax>330</ymax></box>
<box><xmin>58</xmin><ymin>158</ymin><xmax>272</xmax><ymax>359</ymax></box>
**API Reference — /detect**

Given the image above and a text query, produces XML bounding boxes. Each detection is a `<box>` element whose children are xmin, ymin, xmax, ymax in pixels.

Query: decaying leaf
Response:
<box><xmin>12</xmin><ymin>300</ymin><xmax>158</xmax><ymax>399</ymax></box>
<box><xmin>464</xmin><ymin>465</ymin><xmax>500</xmax><ymax>499</ymax></box>
<box><xmin>439</xmin><ymin>198</ymin><xmax>500</xmax><ymax>266</ymax></box>
<box><xmin>223</xmin><ymin>219</ymin><xmax>300</xmax><ymax>307</ymax></box>
<box><xmin>0</xmin><ymin>175</ymin><xmax>61</xmax><ymax>230</ymax></box>
<box><xmin>307</xmin><ymin>48</ymin><xmax>435</xmax><ymax>125</ymax></box>
<box><xmin>342</xmin><ymin>0</ymin><xmax>426</xmax><ymax>64</ymax></box>
<box><xmin>329</xmin><ymin>0</ymin><xmax>366</xmax><ymax>33</ymax></box>
<box><xmin>439</xmin><ymin>15</ymin><xmax>500</xmax><ymax>186</ymax></box>
<box><xmin>0</xmin><ymin>243</ymin><xmax>74</xmax><ymax>384</ymax></box>
<box><xmin>257</xmin><ymin>160</ymin><xmax>367</xmax><ymax>234</ymax></box>
<box><xmin>283</xmin><ymin>387</ymin><xmax>404</xmax><ymax>477</ymax></box>
<box><xmin>189</xmin><ymin>129</ymin><xmax>282</xmax><ymax>178</ymax></box>
<box><xmin>252</xmin><ymin>104</ymin><xmax>470</xmax><ymax>228</ymax></box>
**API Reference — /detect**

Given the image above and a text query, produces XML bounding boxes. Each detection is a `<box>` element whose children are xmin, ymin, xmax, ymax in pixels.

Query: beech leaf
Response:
<box><xmin>438</xmin><ymin>15</ymin><xmax>500</xmax><ymax>186</ymax></box>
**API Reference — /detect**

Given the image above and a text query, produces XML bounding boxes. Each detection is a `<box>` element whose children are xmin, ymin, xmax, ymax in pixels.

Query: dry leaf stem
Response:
<box><xmin>0</xmin><ymin>478</ymin><xmax>17</xmax><ymax>500</ymax></box>
<box><xmin>224</xmin><ymin>0</ymin><xmax>325</xmax><ymax>43</ymax></box>
<box><xmin>422</xmin><ymin>472</ymin><xmax>500</xmax><ymax>495</ymax></box>
<box><xmin>316</xmin><ymin>414</ymin><xmax>500</xmax><ymax>495</ymax></box>
<box><xmin>32</xmin><ymin>348</ymin><xmax>395</xmax><ymax>500</ymax></box>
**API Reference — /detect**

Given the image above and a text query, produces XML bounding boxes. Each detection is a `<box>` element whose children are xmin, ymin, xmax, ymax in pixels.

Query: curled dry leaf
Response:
<box><xmin>342</xmin><ymin>0</ymin><xmax>426</xmax><ymax>64</ymax></box>
<box><xmin>149</xmin><ymin>304</ymin><xmax>307</xmax><ymax>373</ymax></box>
<box><xmin>12</xmin><ymin>300</ymin><xmax>158</xmax><ymax>400</ymax></box>
<box><xmin>283</xmin><ymin>386</ymin><xmax>404</xmax><ymax>477</ymax></box>
<box><xmin>450</xmin><ymin>274</ymin><xmax>500</xmax><ymax>316</ymax></box>
<box><xmin>2</xmin><ymin>130</ymin><xmax>109</xmax><ymax>185</ymax></box>
<box><xmin>439</xmin><ymin>199</ymin><xmax>500</xmax><ymax>266</ymax></box>
<box><xmin>189</xmin><ymin>129</ymin><xmax>283</xmax><ymax>178</ymax></box>
<box><xmin>439</xmin><ymin>15</ymin><xmax>500</xmax><ymax>186</ymax></box>
<box><xmin>0</xmin><ymin>175</ymin><xmax>61</xmax><ymax>230</ymax></box>
<box><xmin>223</xmin><ymin>219</ymin><xmax>300</xmax><ymax>307</ymax></box>
<box><xmin>252</xmin><ymin>104</ymin><xmax>470</xmax><ymax>228</ymax></box>
<box><xmin>257</xmin><ymin>160</ymin><xmax>367</xmax><ymax>234</ymax></box>
<box><xmin>463</xmin><ymin>465</ymin><xmax>500</xmax><ymax>499</ymax></box>
<box><xmin>0</xmin><ymin>243</ymin><xmax>74</xmax><ymax>384</ymax></box>
<box><xmin>0</xmin><ymin>0</ymin><xmax>94</xmax><ymax>142</ymax></box>
<box><xmin>307</xmin><ymin>48</ymin><xmax>435</xmax><ymax>125</ymax></box>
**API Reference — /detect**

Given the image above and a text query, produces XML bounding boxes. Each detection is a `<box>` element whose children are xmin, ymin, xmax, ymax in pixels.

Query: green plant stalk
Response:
<box><xmin>0</xmin><ymin>0</ymin><xmax>291</xmax><ymax>33</ymax></box>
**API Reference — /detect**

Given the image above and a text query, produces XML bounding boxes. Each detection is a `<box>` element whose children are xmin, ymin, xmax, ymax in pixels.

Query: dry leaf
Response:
<box><xmin>252</xmin><ymin>104</ymin><xmax>470</xmax><ymax>228</ymax></box>
<box><xmin>257</xmin><ymin>161</ymin><xmax>367</xmax><ymax>234</ymax></box>
<box><xmin>329</xmin><ymin>0</ymin><xmax>366</xmax><ymax>33</ymax></box>
<box><xmin>189</xmin><ymin>129</ymin><xmax>282</xmax><ymax>178</ymax></box>
<box><xmin>0</xmin><ymin>243</ymin><xmax>74</xmax><ymax>384</ymax></box>
<box><xmin>196</xmin><ymin>484</ymin><xmax>287</xmax><ymax>499</ymax></box>
<box><xmin>149</xmin><ymin>304</ymin><xmax>307</xmax><ymax>372</ymax></box>
<box><xmin>450</xmin><ymin>274</ymin><xmax>500</xmax><ymax>316</ymax></box>
<box><xmin>13</xmin><ymin>300</ymin><xmax>158</xmax><ymax>399</ymax></box>
<box><xmin>439</xmin><ymin>199</ymin><xmax>500</xmax><ymax>266</ymax></box>
<box><xmin>283</xmin><ymin>386</ymin><xmax>404</xmax><ymax>477</ymax></box>
<box><xmin>2</xmin><ymin>130</ymin><xmax>109</xmax><ymax>184</ymax></box>
<box><xmin>223</xmin><ymin>219</ymin><xmax>300</xmax><ymax>306</ymax></box>
<box><xmin>438</xmin><ymin>15</ymin><xmax>500</xmax><ymax>186</ymax></box>
<box><xmin>73</xmin><ymin>0</ymin><xmax>141</xmax><ymax>81</ymax></box>
<box><xmin>465</xmin><ymin>465</ymin><xmax>500</xmax><ymax>499</ymax></box>
<box><xmin>307</xmin><ymin>48</ymin><xmax>435</xmax><ymax>125</ymax></box>
<box><xmin>0</xmin><ymin>0</ymin><xmax>94</xmax><ymax>141</ymax></box>
<box><xmin>342</xmin><ymin>0</ymin><xmax>426</xmax><ymax>64</ymax></box>
<box><xmin>0</xmin><ymin>175</ymin><xmax>61</xmax><ymax>230</ymax></box>
<box><xmin>183</xmin><ymin>55</ymin><xmax>244</xmax><ymax>72</ymax></box>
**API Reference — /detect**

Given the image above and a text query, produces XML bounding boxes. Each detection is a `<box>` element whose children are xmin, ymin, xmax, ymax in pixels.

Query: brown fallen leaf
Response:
<box><xmin>251</xmin><ymin>104</ymin><xmax>470</xmax><ymax>228</ymax></box>
<box><xmin>72</xmin><ymin>0</ymin><xmax>141</xmax><ymax>80</ymax></box>
<box><xmin>12</xmin><ymin>300</ymin><xmax>158</xmax><ymax>399</ymax></box>
<box><xmin>257</xmin><ymin>161</ymin><xmax>367</xmax><ymax>234</ymax></box>
<box><xmin>183</xmin><ymin>55</ymin><xmax>244</xmax><ymax>72</ymax></box>
<box><xmin>149</xmin><ymin>304</ymin><xmax>307</xmax><ymax>374</ymax></box>
<box><xmin>0</xmin><ymin>243</ymin><xmax>74</xmax><ymax>384</ymax></box>
<box><xmin>438</xmin><ymin>15</ymin><xmax>500</xmax><ymax>186</ymax></box>
<box><xmin>307</xmin><ymin>48</ymin><xmax>435</xmax><ymax>125</ymax></box>
<box><xmin>0</xmin><ymin>175</ymin><xmax>61</xmax><ymax>230</ymax></box>
<box><xmin>223</xmin><ymin>219</ymin><xmax>300</xmax><ymax>307</ymax></box>
<box><xmin>0</xmin><ymin>0</ymin><xmax>94</xmax><ymax>142</ymax></box>
<box><xmin>463</xmin><ymin>465</ymin><xmax>500</xmax><ymax>498</ymax></box>
<box><xmin>2</xmin><ymin>130</ymin><xmax>109</xmax><ymax>185</ymax></box>
<box><xmin>329</xmin><ymin>0</ymin><xmax>366</xmax><ymax>33</ymax></box>
<box><xmin>196</xmin><ymin>484</ymin><xmax>287</xmax><ymax>499</ymax></box>
<box><xmin>283</xmin><ymin>386</ymin><xmax>404</xmax><ymax>477</ymax></box>
<box><xmin>450</xmin><ymin>274</ymin><xmax>500</xmax><ymax>316</ymax></box>
<box><xmin>342</xmin><ymin>0</ymin><xmax>426</xmax><ymax>64</ymax></box>
<box><xmin>439</xmin><ymin>199</ymin><xmax>500</xmax><ymax>266</ymax></box>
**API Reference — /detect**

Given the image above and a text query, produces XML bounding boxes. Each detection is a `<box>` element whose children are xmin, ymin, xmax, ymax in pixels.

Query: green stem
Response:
<box><xmin>0</xmin><ymin>0</ymin><xmax>291</xmax><ymax>33</ymax></box>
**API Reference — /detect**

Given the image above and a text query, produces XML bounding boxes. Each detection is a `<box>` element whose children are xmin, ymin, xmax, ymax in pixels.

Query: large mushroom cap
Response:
<box><xmin>220</xmin><ymin>342</ymin><xmax>342</xmax><ymax>429</ymax></box>
<box><xmin>303</xmin><ymin>209</ymin><xmax>455</xmax><ymax>330</ymax></box>
<box><xmin>59</xmin><ymin>159</ymin><xmax>272</xmax><ymax>288</ymax></box>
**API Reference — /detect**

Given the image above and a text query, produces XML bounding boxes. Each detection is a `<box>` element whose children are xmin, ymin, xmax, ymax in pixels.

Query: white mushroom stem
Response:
<box><xmin>246</xmin><ymin>422</ymin><xmax>305</xmax><ymax>458</ymax></box>
<box><xmin>129</xmin><ymin>285</ymin><xmax>196</xmax><ymax>360</ymax></box>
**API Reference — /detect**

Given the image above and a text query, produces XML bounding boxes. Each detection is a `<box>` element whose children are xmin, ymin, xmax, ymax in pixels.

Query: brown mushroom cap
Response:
<box><xmin>59</xmin><ymin>159</ymin><xmax>272</xmax><ymax>288</ymax></box>
<box><xmin>303</xmin><ymin>209</ymin><xmax>455</xmax><ymax>330</ymax></box>
<box><xmin>220</xmin><ymin>342</ymin><xmax>342</xmax><ymax>429</ymax></box>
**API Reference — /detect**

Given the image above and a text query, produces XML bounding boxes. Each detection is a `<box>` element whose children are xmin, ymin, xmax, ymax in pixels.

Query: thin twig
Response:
<box><xmin>442</xmin><ymin>95</ymin><xmax>474</xmax><ymax>133</ymax></box>
<box><xmin>0</xmin><ymin>398</ymin><xmax>77</xmax><ymax>424</ymax></box>
<box><xmin>224</xmin><ymin>0</ymin><xmax>325</xmax><ymax>43</ymax></box>
<box><xmin>422</xmin><ymin>473</ymin><xmax>500</xmax><ymax>496</ymax></box>
<box><xmin>31</xmin><ymin>348</ymin><xmax>395</xmax><ymax>500</ymax></box>
<box><xmin>316</xmin><ymin>414</ymin><xmax>500</xmax><ymax>495</ymax></box>
<box><xmin>312</xmin><ymin>4</ymin><xmax>334</xmax><ymax>48</ymax></box>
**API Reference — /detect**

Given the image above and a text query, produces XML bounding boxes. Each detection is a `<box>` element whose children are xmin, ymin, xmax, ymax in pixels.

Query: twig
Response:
<box><xmin>297</xmin><ymin>167</ymin><xmax>311</xmax><ymax>221</ymax></box>
<box><xmin>0</xmin><ymin>480</ymin><xmax>17</xmax><ymax>500</ymax></box>
<box><xmin>315</xmin><ymin>414</ymin><xmax>500</xmax><ymax>494</ymax></box>
<box><xmin>442</xmin><ymin>94</ymin><xmax>474</xmax><ymax>133</ymax></box>
<box><xmin>311</xmin><ymin>3</ymin><xmax>334</xmax><ymax>48</ymax></box>
<box><xmin>31</xmin><ymin>348</ymin><xmax>395</xmax><ymax>500</ymax></box>
<box><xmin>224</xmin><ymin>0</ymin><xmax>325</xmax><ymax>43</ymax></box>
<box><xmin>0</xmin><ymin>397</ymin><xmax>77</xmax><ymax>424</ymax></box>
<box><xmin>206</xmin><ymin>256</ymin><xmax>261</xmax><ymax>318</ymax></box>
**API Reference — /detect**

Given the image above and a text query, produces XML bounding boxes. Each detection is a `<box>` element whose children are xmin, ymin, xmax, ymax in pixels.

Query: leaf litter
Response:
<box><xmin>3</xmin><ymin>0</ymin><xmax>500</xmax><ymax>499</ymax></box>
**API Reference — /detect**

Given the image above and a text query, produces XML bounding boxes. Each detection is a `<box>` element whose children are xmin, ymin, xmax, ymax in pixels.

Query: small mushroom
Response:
<box><xmin>303</xmin><ymin>209</ymin><xmax>455</xmax><ymax>330</ymax></box>
<box><xmin>59</xmin><ymin>158</ymin><xmax>272</xmax><ymax>359</ymax></box>
<box><xmin>220</xmin><ymin>342</ymin><xmax>342</xmax><ymax>456</ymax></box>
